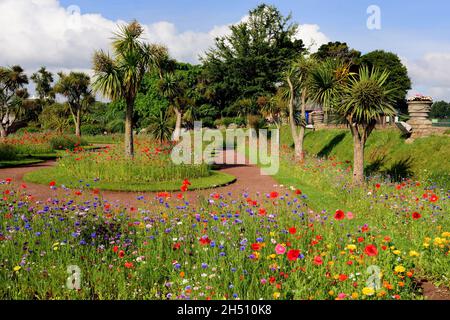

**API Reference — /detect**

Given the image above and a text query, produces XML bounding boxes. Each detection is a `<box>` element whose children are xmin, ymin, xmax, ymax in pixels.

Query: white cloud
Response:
<box><xmin>295</xmin><ymin>24</ymin><xmax>329</xmax><ymax>52</ymax></box>
<box><xmin>405</xmin><ymin>53</ymin><xmax>450</xmax><ymax>101</ymax></box>
<box><xmin>0</xmin><ymin>0</ymin><xmax>331</xmax><ymax>70</ymax></box>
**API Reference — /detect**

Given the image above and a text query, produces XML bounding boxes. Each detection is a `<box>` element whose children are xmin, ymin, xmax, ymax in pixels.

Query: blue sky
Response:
<box><xmin>58</xmin><ymin>0</ymin><xmax>450</xmax><ymax>58</ymax></box>
<box><xmin>1</xmin><ymin>0</ymin><xmax>449</xmax><ymax>100</ymax></box>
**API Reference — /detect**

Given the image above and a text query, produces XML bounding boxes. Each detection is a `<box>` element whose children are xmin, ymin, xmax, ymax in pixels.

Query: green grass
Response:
<box><xmin>280</xmin><ymin>127</ymin><xmax>450</xmax><ymax>187</ymax></box>
<box><xmin>0</xmin><ymin>159</ymin><xmax>44</xmax><ymax>168</ymax></box>
<box><xmin>24</xmin><ymin>168</ymin><xmax>236</xmax><ymax>192</ymax></box>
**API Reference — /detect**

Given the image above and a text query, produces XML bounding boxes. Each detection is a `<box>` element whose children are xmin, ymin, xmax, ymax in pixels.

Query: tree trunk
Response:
<box><xmin>75</xmin><ymin>108</ymin><xmax>81</xmax><ymax>137</ymax></box>
<box><xmin>352</xmin><ymin>133</ymin><xmax>365</xmax><ymax>185</ymax></box>
<box><xmin>125</xmin><ymin>99</ymin><xmax>134</xmax><ymax>158</ymax></box>
<box><xmin>0</xmin><ymin>125</ymin><xmax>7</xmax><ymax>139</ymax></box>
<box><xmin>287</xmin><ymin>77</ymin><xmax>301</xmax><ymax>161</ymax></box>
<box><xmin>173</xmin><ymin>107</ymin><xmax>182</xmax><ymax>142</ymax></box>
<box><xmin>298</xmin><ymin>89</ymin><xmax>307</xmax><ymax>162</ymax></box>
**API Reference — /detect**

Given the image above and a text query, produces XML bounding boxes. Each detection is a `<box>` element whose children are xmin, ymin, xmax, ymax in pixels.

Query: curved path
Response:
<box><xmin>0</xmin><ymin>149</ymin><xmax>281</xmax><ymax>206</ymax></box>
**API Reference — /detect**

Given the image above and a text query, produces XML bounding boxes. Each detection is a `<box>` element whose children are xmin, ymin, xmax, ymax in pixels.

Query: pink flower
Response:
<box><xmin>275</xmin><ymin>244</ymin><xmax>286</xmax><ymax>255</ymax></box>
<box><xmin>346</xmin><ymin>211</ymin><xmax>354</xmax><ymax>220</ymax></box>
<box><xmin>338</xmin><ymin>293</ymin><xmax>347</xmax><ymax>300</ymax></box>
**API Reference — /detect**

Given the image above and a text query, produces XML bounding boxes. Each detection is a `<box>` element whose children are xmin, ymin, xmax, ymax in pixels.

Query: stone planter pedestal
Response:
<box><xmin>407</xmin><ymin>100</ymin><xmax>433</xmax><ymax>140</ymax></box>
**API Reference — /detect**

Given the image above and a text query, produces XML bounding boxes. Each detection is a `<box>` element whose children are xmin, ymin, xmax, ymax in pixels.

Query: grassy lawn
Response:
<box><xmin>0</xmin><ymin>158</ymin><xmax>44</xmax><ymax>168</ymax></box>
<box><xmin>23</xmin><ymin>168</ymin><xmax>236</xmax><ymax>192</ymax></box>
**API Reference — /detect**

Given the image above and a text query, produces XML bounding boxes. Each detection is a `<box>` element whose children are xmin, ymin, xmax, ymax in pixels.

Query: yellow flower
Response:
<box><xmin>13</xmin><ymin>266</ymin><xmax>21</xmax><ymax>272</ymax></box>
<box><xmin>394</xmin><ymin>265</ymin><xmax>406</xmax><ymax>273</ymax></box>
<box><xmin>351</xmin><ymin>292</ymin><xmax>359</xmax><ymax>299</ymax></box>
<box><xmin>273</xmin><ymin>292</ymin><xmax>280</xmax><ymax>299</ymax></box>
<box><xmin>340</xmin><ymin>251</ymin><xmax>346</xmax><ymax>255</ymax></box>
<box><xmin>347</xmin><ymin>244</ymin><xmax>357</xmax><ymax>251</ymax></box>
<box><xmin>328</xmin><ymin>290</ymin><xmax>335</xmax><ymax>296</ymax></box>
<box><xmin>409</xmin><ymin>250</ymin><xmax>420</xmax><ymax>257</ymax></box>
<box><xmin>328</xmin><ymin>261</ymin><xmax>334</xmax><ymax>266</ymax></box>
<box><xmin>442</xmin><ymin>232</ymin><xmax>450</xmax><ymax>238</ymax></box>
<box><xmin>362</xmin><ymin>287</ymin><xmax>375</xmax><ymax>296</ymax></box>
<box><xmin>433</xmin><ymin>237</ymin><xmax>444</xmax><ymax>246</ymax></box>
<box><xmin>326</xmin><ymin>244</ymin><xmax>332</xmax><ymax>249</ymax></box>
<box><xmin>423</xmin><ymin>242</ymin><xmax>430</xmax><ymax>248</ymax></box>
<box><xmin>269</xmin><ymin>232</ymin><xmax>276</xmax><ymax>237</ymax></box>
<box><xmin>267</xmin><ymin>254</ymin><xmax>276</xmax><ymax>260</ymax></box>
<box><xmin>392</xmin><ymin>250</ymin><xmax>401</xmax><ymax>255</ymax></box>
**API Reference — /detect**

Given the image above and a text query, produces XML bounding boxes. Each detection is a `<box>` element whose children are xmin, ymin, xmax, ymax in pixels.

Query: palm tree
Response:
<box><xmin>309</xmin><ymin>62</ymin><xmax>396</xmax><ymax>185</ymax></box>
<box><xmin>339</xmin><ymin>67</ymin><xmax>396</xmax><ymax>185</ymax></box>
<box><xmin>54</xmin><ymin>72</ymin><xmax>93</xmax><ymax>137</ymax></box>
<box><xmin>158</xmin><ymin>73</ymin><xmax>185</xmax><ymax>141</ymax></box>
<box><xmin>148</xmin><ymin>109</ymin><xmax>174</xmax><ymax>143</ymax></box>
<box><xmin>284</xmin><ymin>56</ymin><xmax>316</xmax><ymax>161</ymax></box>
<box><xmin>0</xmin><ymin>65</ymin><xmax>29</xmax><ymax>138</ymax></box>
<box><xmin>92</xmin><ymin>20</ymin><xmax>167</xmax><ymax>157</ymax></box>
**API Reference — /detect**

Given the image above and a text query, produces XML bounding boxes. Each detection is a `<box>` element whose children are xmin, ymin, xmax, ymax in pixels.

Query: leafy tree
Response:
<box><xmin>158</xmin><ymin>72</ymin><xmax>187</xmax><ymax>141</ymax></box>
<box><xmin>201</xmin><ymin>4</ymin><xmax>304</xmax><ymax>116</ymax></box>
<box><xmin>314</xmin><ymin>41</ymin><xmax>361</xmax><ymax>65</ymax></box>
<box><xmin>92</xmin><ymin>20</ymin><xmax>167</xmax><ymax>157</ymax></box>
<box><xmin>360</xmin><ymin>50</ymin><xmax>411</xmax><ymax>113</ymax></box>
<box><xmin>309</xmin><ymin>63</ymin><xmax>396</xmax><ymax>185</ymax></box>
<box><xmin>430</xmin><ymin>100</ymin><xmax>450</xmax><ymax>119</ymax></box>
<box><xmin>0</xmin><ymin>65</ymin><xmax>29</xmax><ymax>137</ymax></box>
<box><xmin>148</xmin><ymin>110</ymin><xmax>174</xmax><ymax>143</ymax></box>
<box><xmin>54</xmin><ymin>72</ymin><xmax>94</xmax><ymax>137</ymax></box>
<box><xmin>38</xmin><ymin>102</ymin><xmax>71</xmax><ymax>133</ymax></box>
<box><xmin>31</xmin><ymin>67</ymin><xmax>55</xmax><ymax>108</ymax></box>
<box><xmin>285</xmin><ymin>56</ymin><xmax>317</xmax><ymax>161</ymax></box>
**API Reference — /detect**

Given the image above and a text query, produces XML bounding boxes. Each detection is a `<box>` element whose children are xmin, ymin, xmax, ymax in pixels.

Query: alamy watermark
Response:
<box><xmin>367</xmin><ymin>5</ymin><xmax>381</xmax><ymax>30</ymax></box>
<box><xmin>170</xmin><ymin>122</ymin><xmax>280</xmax><ymax>175</ymax></box>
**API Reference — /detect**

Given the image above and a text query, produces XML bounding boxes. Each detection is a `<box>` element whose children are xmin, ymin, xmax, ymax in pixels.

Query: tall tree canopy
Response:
<box><xmin>313</xmin><ymin>41</ymin><xmax>361</xmax><ymax>64</ymax></box>
<box><xmin>31</xmin><ymin>67</ymin><xmax>55</xmax><ymax>108</ymax></box>
<box><xmin>359</xmin><ymin>50</ymin><xmax>411</xmax><ymax>113</ymax></box>
<box><xmin>0</xmin><ymin>65</ymin><xmax>29</xmax><ymax>137</ymax></box>
<box><xmin>201</xmin><ymin>4</ymin><xmax>304</xmax><ymax>116</ymax></box>
<box><xmin>430</xmin><ymin>100</ymin><xmax>450</xmax><ymax>119</ymax></box>
<box><xmin>54</xmin><ymin>72</ymin><xmax>94</xmax><ymax>137</ymax></box>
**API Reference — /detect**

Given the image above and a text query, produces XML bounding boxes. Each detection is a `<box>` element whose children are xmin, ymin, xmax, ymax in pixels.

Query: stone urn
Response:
<box><xmin>311</xmin><ymin>111</ymin><xmax>324</xmax><ymax>126</ymax></box>
<box><xmin>406</xmin><ymin>96</ymin><xmax>433</xmax><ymax>139</ymax></box>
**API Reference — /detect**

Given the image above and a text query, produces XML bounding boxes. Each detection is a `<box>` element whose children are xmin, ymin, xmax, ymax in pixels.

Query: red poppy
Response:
<box><xmin>415</xmin><ymin>182</ymin><xmax>421</xmax><ymax>187</ymax></box>
<box><xmin>92</xmin><ymin>188</ymin><xmax>100</xmax><ymax>195</ymax></box>
<box><xmin>4</xmin><ymin>190</ymin><xmax>10</xmax><ymax>195</ymax></box>
<box><xmin>199</xmin><ymin>237</ymin><xmax>211</xmax><ymax>246</ymax></box>
<box><xmin>412</xmin><ymin>212</ymin><xmax>421</xmax><ymax>220</ymax></box>
<box><xmin>396</xmin><ymin>185</ymin><xmax>402</xmax><ymax>190</ymax></box>
<box><xmin>289</xmin><ymin>227</ymin><xmax>297</xmax><ymax>235</ymax></box>
<box><xmin>381</xmin><ymin>245</ymin><xmax>387</xmax><ymax>251</ymax></box>
<box><xmin>269</xmin><ymin>276</ymin><xmax>276</xmax><ymax>284</ymax></box>
<box><xmin>5</xmin><ymin>178</ymin><xmax>12</xmax><ymax>184</ymax></box>
<box><xmin>212</xmin><ymin>193</ymin><xmax>220</xmax><ymax>200</ymax></box>
<box><xmin>362</xmin><ymin>225</ymin><xmax>369</xmax><ymax>233</ymax></box>
<box><xmin>173</xmin><ymin>242</ymin><xmax>181</xmax><ymax>250</ymax></box>
<box><xmin>313</xmin><ymin>256</ymin><xmax>323</xmax><ymax>265</ymax></box>
<box><xmin>357</xmin><ymin>237</ymin><xmax>364</xmax><ymax>243</ymax></box>
<box><xmin>124</xmin><ymin>262</ymin><xmax>134</xmax><ymax>269</ymax></box>
<box><xmin>49</xmin><ymin>181</ymin><xmax>56</xmax><ymax>187</ymax></box>
<box><xmin>180</xmin><ymin>184</ymin><xmax>188</xmax><ymax>192</ymax></box>
<box><xmin>364</xmin><ymin>244</ymin><xmax>378</xmax><ymax>257</ymax></box>
<box><xmin>422</xmin><ymin>193</ymin><xmax>429</xmax><ymax>199</ymax></box>
<box><xmin>295</xmin><ymin>189</ymin><xmax>302</xmax><ymax>195</ymax></box>
<box><xmin>334</xmin><ymin>210</ymin><xmax>345</xmax><ymax>220</ymax></box>
<box><xmin>258</xmin><ymin>208</ymin><xmax>267</xmax><ymax>216</ymax></box>
<box><xmin>182</xmin><ymin>179</ymin><xmax>191</xmax><ymax>186</ymax></box>
<box><xmin>346</xmin><ymin>260</ymin><xmax>353</xmax><ymax>266</ymax></box>
<box><xmin>20</xmin><ymin>184</ymin><xmax>27</xmax><ymax>189</ymax></box>
<box><xmin>118</xmin><ymin>250</ymin><xmax>125</xmax><ymax>258</ymax></box>
<box><xmin>113</xmin><ymin>246</ymin><xmax>119</xmax><ymax>253</ymax></box>
<box><xmin>270</xmin><ymin>191</ymin><xmax>279</xmax><ymax>199</ymax></box>
<box><xmin>430</xmin><ymin>194</ymin><xmax>438</xmax><ymax>203</ymax></box>
<box><xmin>251</xmin><ymin>243</ymin><xmax>261</xmax><ymax>251</ymax></box>
<box><xmin>375</xmin><ymin>183</ymin><xmax>381</xmax><ymax>189</ymax></box>
<box><xmin>74</xmin><ymin>191</ymin><xmax>82</xmax><ymax>196</ymax></box>
<box><xmin>176</xmin><ymin>193</ymin><xmax>183</xmax><ymax>199</ymax></box>
<box><xmin>338</xmin><ymin>274</ymin><xmax>348</xmax><ymax>282</ymax></box>
<box><xmin>287</xmin><ymin>249</ymin><xmax>300</xmax><ymax>261</ymax></box>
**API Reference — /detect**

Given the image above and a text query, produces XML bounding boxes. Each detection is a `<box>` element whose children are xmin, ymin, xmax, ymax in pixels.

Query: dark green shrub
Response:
<box><xmin>0</xmin><ymin>144</ymin><xmax>18</xmax><ymax>160</ymax></box>
<box><xmin>81</xmin><ymin>124</ymin><xmax>104</xmax><ymax>136</ymax></box>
